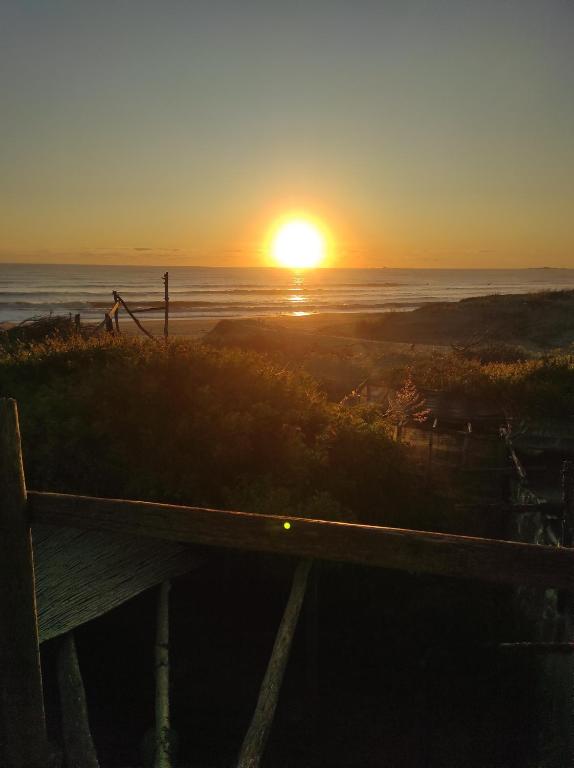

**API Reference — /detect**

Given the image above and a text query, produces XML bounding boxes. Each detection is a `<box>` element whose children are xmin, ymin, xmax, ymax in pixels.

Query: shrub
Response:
<box><xmin>0</xmin><ymin>336</ymin><xmax>434</xmax><ymax>526</ymax></box>
<box><xmin>381</xmin><ymin>352</ymin><xmax>574</xmax><ymax>418</ymax></box>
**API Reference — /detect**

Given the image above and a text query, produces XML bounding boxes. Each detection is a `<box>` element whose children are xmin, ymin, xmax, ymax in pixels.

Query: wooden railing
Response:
<box><xmin>2</xmin><ymin>397</ymin><xmax>574</xmax><ymax>767</ymax></box>
<box><xmin>26</xmin><ymin>490</ymin><xmax>574</xmax><ymax>590</ymax></box>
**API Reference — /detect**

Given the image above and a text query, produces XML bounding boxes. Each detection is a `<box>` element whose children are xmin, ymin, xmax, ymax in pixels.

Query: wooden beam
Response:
<box><xmin>27</xmin><ymin>490</ymin><xmax>574</xmax><ymax>590</ymax></box>
<box><xmin>116</xmin><ymin>294</ymin><xmax>156</xmax><ymax>340</ymax></box>
<box><xmin>107</xmin><ymin>299</ymin><xmax>121</xmax><ymax>319</ymax></box>
<box><xmin>237</xmin><ymin>560</ymin><xmax>311</xmax><ymax>768</ymax></box>
<box><xmin>0</xmin><ymin>400</ymin><xmax>49</xmax><ymax>768</ymax></box>
<box><xmin>57</xmin><ymin>632</ymin><xmax>100</xmax><ymax>768</ymax></box>
<box><xmin>155</xmin><ymin>581</ymin><xmax>171</xmax><ymax>768</ymax></box>
<box><xmin>112</xmin><ymin>292</ymin><xmax>120</xmax><ymax>334</ymax></box>
<box><xmin>129</xmin><ymin>305</ymin><xmax>166</xmax><ymax>314</ymax></box>
<box><xmin>33</xmin><ymin>524</ymin><xmax>199</xmax><ymax>643</ymax></box>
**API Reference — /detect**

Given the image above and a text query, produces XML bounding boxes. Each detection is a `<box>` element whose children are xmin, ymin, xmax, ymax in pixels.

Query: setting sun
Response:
<box><xmin>271</xmin><ymin>219</ymin><xmax>326</xmax><ymax>269</ymax></box>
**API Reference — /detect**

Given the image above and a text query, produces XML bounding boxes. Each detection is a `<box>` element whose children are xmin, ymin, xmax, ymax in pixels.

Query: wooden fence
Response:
<box><xmin>2</xmin><ymin>397</ymin><xmax>574</xmax><ymax>767</ymax></box>
<box><xmin>89</xmin><ymin>272</ymin><xmax>170</xmax><ymax>340</ymax></box>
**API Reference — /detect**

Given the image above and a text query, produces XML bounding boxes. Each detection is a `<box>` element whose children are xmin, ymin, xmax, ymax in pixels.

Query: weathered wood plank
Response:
<box><xmin>57</xmin><ymin>632</ymin><xmax>100</xmax><ymax>768</ymax></box>
<box><xmin>0</xmin><ymin>400</ymin><xmax>49</xmax><ymax>768</ymax></box>
<box><xmin>117</xmin><ymin>294</ymin><xmax>156</xmax><ymax>339</ymax></box>
<box><xmin>33</xmin><ymin>523</ymin><xmax>200</xmax><ymax>643</ymax></box>
<box><xmin>155</xmin><ymin>581</ymin><xmax>171</xmax><ymax>768</ymax></box>
<box><xmin>27</xmin><ymin>490</ymin><xmax>574</xmax><ymax>590</ymax></box>
<box><xmin>237</xmin><ymin>559</ymin><xmax>311</xmax><ymax>768</ymax></box>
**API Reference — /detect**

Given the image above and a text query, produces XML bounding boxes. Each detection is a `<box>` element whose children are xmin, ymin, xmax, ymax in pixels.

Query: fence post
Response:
<box><xmin>461</xmin><ymin>421</ymin><xmax>472</xmax><ymax>468</ymax></box>
<box><xmin>562</xmin><ymin>461</ymin><xmax>574</xmax><ymax>547</ymax></box>
<box><xmin>57</xmin><ymin>632</ymin><xmax>100</xmax><ymax>768</ymax></box>
<box><xmin>0</xmin><ymin>399</ymin><xmax>49</xmax><ymax>768</ymax></box>
<box><xmin>305</xmin><ymin>563</ymin><xmax>319</xmax><ymax>727</ymax></box>
<box><xmin>155</xmin><ymin>580</ymin><xmax>171</xmax><ymax>768</ymax></box>
<box><xmin>237</xmin><ymin>559</ymin><xmax>311</xmax><ymax>768</ymax></box>
<box><xmin>163</xmin><ymin>272</ymin><xmax>169</xmax><ymax>339</ymax></box>
<box><xmin>112</xmin><ymin>291</ymin><xmax>120</xmax><ymax>334</ymax></box>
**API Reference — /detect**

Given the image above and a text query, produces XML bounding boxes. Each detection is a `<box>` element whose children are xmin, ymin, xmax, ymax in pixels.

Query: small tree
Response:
<box><xmin>383</xmin><ymin>373</ymin><xmax>430</xmax><ymax>440</ymax></box>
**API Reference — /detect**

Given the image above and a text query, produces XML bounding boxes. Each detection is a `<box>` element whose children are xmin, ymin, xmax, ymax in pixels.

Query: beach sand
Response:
<box><xmin>123</xmin><ymin>315</ymin><xmax>224</xmax><ymax>338</ymax></box>
<box><xmin>124</xmin><ymin>311</ymin><xmax>378</xmax><ymax>339</ymax></box>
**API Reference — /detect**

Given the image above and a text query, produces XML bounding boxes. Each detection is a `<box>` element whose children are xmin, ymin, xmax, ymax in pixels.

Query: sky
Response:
<box><xmin>1</xmin><ymin>0</ymin><xmax>573</xmax><ymax>268</ymax></box>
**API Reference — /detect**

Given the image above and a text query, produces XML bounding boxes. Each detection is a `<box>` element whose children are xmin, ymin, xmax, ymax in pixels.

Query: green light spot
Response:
<box><xmin>283</xmin><ymin>521</ymin><xmax>291</xmax><ymax>531</ymax></box>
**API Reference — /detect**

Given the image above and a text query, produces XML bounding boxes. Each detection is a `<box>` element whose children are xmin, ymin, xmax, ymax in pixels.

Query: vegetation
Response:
<box><xmin>206</xmin><ymin>318</ymin><xmax>369</xmax><ymax>400</ymax></box>
<box><xmin>357</xmin><ymin>289</ymin><xmax>574</xmax><ymax>349</ymax></box>
<box><xmin>380</xmin><ymin>352</ymin><xmax>574</xmax><ymax>418</ymax></box>
<box><xmin>0</xmin><ymin>335</ymin><xmax>433</xmax><ymax>526</ymax></box>
<box><xmin>0</xmin><ymin>314</ymin><xmax>79</xmax><ymax>349</ymax></box>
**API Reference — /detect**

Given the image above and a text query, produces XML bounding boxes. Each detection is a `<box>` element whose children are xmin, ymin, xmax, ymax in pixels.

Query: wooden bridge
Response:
<box><xmin>2</xmin><ymin>397</ymin><xmax>574</xmax><ymax>767</ymax></box>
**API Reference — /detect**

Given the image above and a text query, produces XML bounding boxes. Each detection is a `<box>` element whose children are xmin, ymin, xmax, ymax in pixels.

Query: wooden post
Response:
<box><xmin>562</xmin><ymin>461</ymin><xmax>574</xmax><ymax>547</ymax></box>
<box><xmin>461</xmin><ymin>421</ymin><xmax>472</xmax><ymax>468</ymax></box>
<box><xmin>57</xmin><ymin>632</ymin><xmax>100</xmax><ymax>768</ymax></box>
<box><xmin>533</xmin><ymin>461</ymin><xmax>574</xmax><ymax>765</ymax></box>
<box><xmin>563</xmin><ymin>460</ymin><xmax>574</xmax><ymax>763</ymax></box>
<box><xmin>305</xmin><ymin>563</ymin><xmax>319</xmax><ymax>724</ymax></box>
<box><xmin>116</xmin><ymin>295</ymin><xmax>156</xmax><ymax>340</ymax></box>
<box><xmin>163</xmin><ymin>272</ymin><xmax>169</xmax><ymax>339</ymax></box>
<box><xmin>0</xmin><ymin>398</ymin><xmax>49</xmax><ymax>768</ymax></box>
<box><xmin>237</xmin><ymin>559</ymin><xmax>311</xmax><ymax>768</ymax></box>
<box><xmin>426</xmin><ymin>419</ymin><xmax>437</xmax><ymax>487</ymax></box>
<box><xmin>155</xmin><ymin>581</ymin><xmax>171</xmax><ymax>768</ymax></box>
<box><xmin>74</xmin><ymin>313</ymin><xmax>81</xmax><ymax>333</ymax></box>
<box><xmin>112</xmin><ymin>292</ymin><xmax>120</xmax><ymax>335</ymax></box>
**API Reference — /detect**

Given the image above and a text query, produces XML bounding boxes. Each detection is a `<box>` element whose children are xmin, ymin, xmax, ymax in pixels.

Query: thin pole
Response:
<box><xmin>0</xmin><ymin>399</ymin><xmax>49</xmax><ymax>768</ymax></box>
<box><xmin>426</xmin><ymin>422</ymin><xmax>435</xmax><ymax>487</ymax></box>
<box><xmin>562</xmin><ymin>461</ymin><xmax>574</xmax><ymax>546</ymax></box>
<box><xmin>163</xmin><ymin>272</ymin><xmax>169</xmax><ymax>339</ymax></box>
<box><xmin>461</xmin><ymin>421</ymin><xmax>472</xmax><ymax>468</ymax></box>
<box><xmin>57</xmin><ymin>632</ymin><xmax>100</xmax><ymax>768</ymax></box>
<box><xmin>155</xmin><ymin>581</ymin><xmax>171</xmax><ymax>768</ymax></box>
<box><xmin>306</xmin><ymin>563</ymin><xmax>319</xmax><ymax>725</ymax></box>
<box><xmin>116</xmin><ymin>295</ymin><xmax>156</xmax><ymax>340</ymax></box>
<box><xmin>112</xmin><ymin>291</ymin><xmax>120</xmax><ymax>334</ymax></box>
<box><xmin>561</xmin><ymin>460</ymin><xmax>574</xmax><ymax>763</ymax></box>
<box><xmin>237</xmin><ymin>559</ymin><xmax>311</xmax><ymax>768</ymax></box>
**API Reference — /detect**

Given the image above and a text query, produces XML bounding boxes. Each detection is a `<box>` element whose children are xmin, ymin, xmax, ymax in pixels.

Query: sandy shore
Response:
<box><xmin>123</xmin><ymin>311</ymin><xmax>379</xmax><ymax>339</ymax></box>
<box><xmin>2</xmin><ymin>311</ymin><xmax>386</xmax><ymax>342</ymax></box>
<box><xmin>123</xmin><ymin>316</ymin><xmax>224</xmax><ymax>338</ymax></box>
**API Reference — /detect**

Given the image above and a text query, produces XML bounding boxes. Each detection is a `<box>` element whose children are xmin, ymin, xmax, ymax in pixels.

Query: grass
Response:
<box><xmin>0</xmin><ymin>334</ymin><xmax>437</xmax><ymax>527</ymax></box>
<box><xmin>356</xmin><ymin>289</ymin><xmax>574</xmax><ymax>349</ymax></box>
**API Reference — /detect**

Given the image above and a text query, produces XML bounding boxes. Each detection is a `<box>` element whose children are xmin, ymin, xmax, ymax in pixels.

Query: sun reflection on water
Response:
<box><xmin>285</xmin><ymin>270</ymin><xmax>314</xmax><ymax>316</ymax></box>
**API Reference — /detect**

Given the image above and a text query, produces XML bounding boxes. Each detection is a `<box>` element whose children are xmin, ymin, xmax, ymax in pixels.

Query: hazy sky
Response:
<box><xmin>1</xmin><ymin>0</ymin><xmax>573</xmax><ymax>268</ymax></box>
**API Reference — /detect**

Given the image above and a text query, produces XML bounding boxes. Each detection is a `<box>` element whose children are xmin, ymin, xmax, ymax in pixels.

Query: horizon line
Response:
<box><xmin>0</xmin><ymin>262</ymin><xmax>570</xmax><ymax>271</ymax></box>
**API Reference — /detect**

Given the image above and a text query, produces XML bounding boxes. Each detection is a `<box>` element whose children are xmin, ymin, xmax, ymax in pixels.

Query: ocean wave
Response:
<box><xmin>0</xmin><ymin>297</ymin><xmax>431</xmax><ymax>317</ymax></box>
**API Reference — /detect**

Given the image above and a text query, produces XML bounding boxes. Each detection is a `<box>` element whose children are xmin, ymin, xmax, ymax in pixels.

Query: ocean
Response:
<box><xmin>1</xmin><ymin>263</ymin><xmax>574</xmax><ymax>324</ymax></box>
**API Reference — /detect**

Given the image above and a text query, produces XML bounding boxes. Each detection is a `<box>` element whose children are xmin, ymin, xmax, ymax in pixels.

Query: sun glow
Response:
<box><xmin>271</xmin><ymin>218</ymin><xmax>326</xmax><ymax>269</ymax></box>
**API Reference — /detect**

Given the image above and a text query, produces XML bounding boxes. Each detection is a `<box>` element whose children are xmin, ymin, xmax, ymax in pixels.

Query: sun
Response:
<box><xmin>271</xmin><ymin>218</ymin><xmax>326</xmax><ymax>269</ymax></box>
